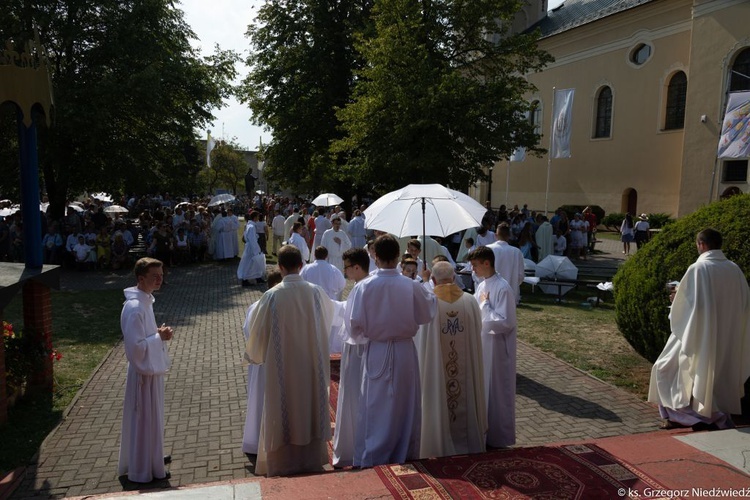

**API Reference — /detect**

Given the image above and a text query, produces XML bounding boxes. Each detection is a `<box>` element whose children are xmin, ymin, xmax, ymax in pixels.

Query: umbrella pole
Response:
<box><xmin>421</xmin><ymin>197</ymin><xmax>427</xmax><ymax>271</ymax></box>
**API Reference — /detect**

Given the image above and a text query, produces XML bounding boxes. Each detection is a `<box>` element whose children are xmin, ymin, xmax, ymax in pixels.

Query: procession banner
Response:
<box><xmin>717</xmin><ymin>91</ymin><xmax>750</xmax><ymax>159</ymax></box>
<box><xmin>550</xmin><ymin>88</ymin><xmax>575</xmax><ymax>159</ymax></box>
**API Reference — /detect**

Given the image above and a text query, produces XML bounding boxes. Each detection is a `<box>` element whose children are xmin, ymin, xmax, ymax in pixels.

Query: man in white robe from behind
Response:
<box><xmin>237</xmin><ymin>211</ymin><xmax>266</xmax><ymax>286</ymax></box>
<box><xmin>312</xmin><ymin>209</ymin><xmax>332</xmax><ymax>256</ymax></box>
<box><xmin>321</xmin><ymin>216</ymin><xmax>352</xmax><ymax>271</ymax></box>
<box><xmin>245</xmin><ymin>245</ymin><xmax>335</xmax><ymax>476</ymax></box>
<box><xmin>414</xmin><ymin>261</ymin><xmax>486</xmax><ymax>458</ymax></box>
<box><xmin>348</xmin><ymin>234</ymin><xmax>436</xmax><ymax>467</ymax></box>
<box><xmin>469</xmin><ymin>246</ymin><xmax>517</xmax><ymax>448</ymax></box>
<box><xmin>332</xmin><ymin>247</ymin><xmax>372</xmax><ymax>467</ymax></box>
<box><xmin>347</xmin><ymin>210</ymin><xmax>367</xmax><ymax>249</ymax></box>
<box><xmin>119</xmin><ymin>258</ymin><xmax>173</xmax><ymax>483</ymax></box>
<box><xmin>241</xmin><ymin>271</ymin><xmax>283</xmax><ymax>456</ymax></box>
<box><xmin>487</xmin><ymin>223</ymin><xmax>525</xmax><ymax>304</ymax></box>
<box><xmin>300</xmin><ymin>246</ymin><xmax>347</xmax><ymax>353</ymax></box>
<box><xmin>535</xmin><ymin>215</ymin><xmax>554</xmax><ymax>262</ymax></box>
<box><xmin>649</xmin><ymin>228</ymin><xmax>750</xmax><ymax>430</ymax></box>
<box><xmin>288</xmin><ymin>221</ymin><xmax>310</xmax><ymax>263</ymax></box>
<box><xmin>224</xmin><ymin>208</ymin><xmax>240</xmax><ymax>258</ymax></box>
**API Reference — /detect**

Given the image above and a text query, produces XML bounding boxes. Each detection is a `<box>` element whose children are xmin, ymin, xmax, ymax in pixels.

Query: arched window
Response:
<box><xmin>594</xmin><ymin>86</ymin><xmax>612</xmax><ymax>138</ymax></box>
<box><xmin>665</xmin><ymin>71</ymin><xmax>687</xmax><ymax>130</ymax></box>
<box><xmin>730</xmin><ymin>48</ymin><xmax>750</xmax><ymax>91</ymax></box>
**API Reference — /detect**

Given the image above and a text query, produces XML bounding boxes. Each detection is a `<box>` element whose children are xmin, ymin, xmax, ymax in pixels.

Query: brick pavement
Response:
<box><xmin>11</xmin><ymin>242</ymin><xmax>658</xmax><ymax>499</ymax></box>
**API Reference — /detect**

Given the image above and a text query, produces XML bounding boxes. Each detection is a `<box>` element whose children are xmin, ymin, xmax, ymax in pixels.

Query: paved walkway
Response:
<box><xmin>10</xmin><ymin>239</ymin><xmax>662</xmax><ymax>499</ymax></box>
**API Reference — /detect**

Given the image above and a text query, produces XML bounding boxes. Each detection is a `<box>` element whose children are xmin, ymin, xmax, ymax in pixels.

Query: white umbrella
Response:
<box><xmin>535</xmin><ymin>255</ymin><xmax>578</xmax><ymax>296</ymax></box>
<box><xmin>40</xmin><ymin>202</ymin><xmax>49</xmax><ymax>212</ymax></box>
<box><xmin>67</xmin><ymin>204</ymin><xmax>84</xmax><ymax>213</ymax></box>
<box><xmin>0</xmin><ymin>207</ymin><xmax>19</xmax><ymax>217</ymax></box>
<box><xmin>311</xmin><ymin>193</ymin><xmax>344</xmax><ymax>207</ymax></box>
<box><xmin>91</xmin><ymin>192</ymin><xmax>113</xmax><ymax>202</ymax></box>
<box><xmin>364</xmin><ymin>183</ymin><xmax>487</xmax><ymax>264</ymax></box>
<box><xmin>175</xmin><ymin>201</ymin><xmax>191</xmax><ymax>208</ymax></box>
<box><xmin>524</xmin><ymin>258</ymin><xmax>536</xmax><ymax>273</ymax></box>
<box><xmin>104</xmin><ymin>205</ymin><xmax>129</xmax><ymax>214</ymax></box>
<box><xmin>208</xmin><ymin>193</ymin><xmax>236</xmax><ymax>207</ymax></box>
<box><xmin>255</xmin><ymin>190</ymin><xmax>265</xmax><ymax>195</ymax></box>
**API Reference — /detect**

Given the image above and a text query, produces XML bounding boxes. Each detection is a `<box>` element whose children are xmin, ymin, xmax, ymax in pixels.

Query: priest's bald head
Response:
<box><xmin>277</xmin><ymin>245</ymin><xmax>304</xmax><ymax>275</ymax></box>
<box><xmin>431</xmin><ymin>261</ymin><xmax>455</xmax><ymax>285</ymax></box>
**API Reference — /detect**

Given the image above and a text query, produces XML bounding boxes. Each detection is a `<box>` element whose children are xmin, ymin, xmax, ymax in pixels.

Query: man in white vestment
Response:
<box><xmin>283</xmin><ymin>207</ymin><xmax>300</xmax><ymax>242</ymax></box>
<box><xmin>225</xmin><ymin>208</ymin><xmax>240</xmax><ymax>258</ymax></box>
<box><xmin>312</xmin><ymin>210</ymin><xmax>332</xmax><ymax>256</ymax></box>
<box><xmin>210</xmin><ymin>210</ymin><xmax>224</xmax><ymax>259</ymax></box>
<box><xmin>241</xmin><ymin>271</ymin><xmax>283</xmax><ymax>456</ymax></box>
<box><xmin>245</xmin><ymin>245</ymin><xmax>335</xmax><ymax>476</ymax></box>
<box><xmin>271</xmin><ymin>210</ymin><xmax>285</xmax><ymax>254</ymax></box>
<box><xmin>321</xmin><ymin>217</ymin><xmax>352</xmax><ymax>271</ymax></box>
<box><xmin>118</xmin><ymin>258</ymin><xmax>173</xmax><ymax>483</ymax></box>
<box><xmin>414</xmin><ymin>262</ymin><xmax>486</xmax><ymax>459</ymax></box>
<box><xmin>416</xmin><ymin>235</ymin><xmax>455</xmax><ymax>271</ymax></box>
<box><xmin>487</xmin><ymin>223</ymin><xmax>525</xmax><ymax>304</ymax></box>
<box><xmin>301</xmin><ymin>246</ymin><xmax>347</xmax><ymax>353</ymax></box>
<box><xmin>535</xmin><ymin>215</ymin><xmax>553</xmax><ymax>262</ymax></box>
<box><xmin>347</xmin><ymin>210</ymin><xmax>367</xmax><ymax>249</ymax></box>
<box><xmin>332</xmin><ymin>247</ymin><xmax>372</xmax><ymax>467</ymax></box>
<box><xmin>649</xmin><ymin>228</ymin><xmax>750</xmax><ymax>430</ymax></box>
<box><xmin>238</xmin><ymin>211</ymin><xmax>266</xmax><ymax>286</ymax></box>
<box><xmin>469</xmin><ymin>246</ymin><xmax>517</xmax><ymax>448</ymax></box>
<box><xmin>288</xmin><ymin>222</ymin><xmax>310</xmax><ymax>263</ymax></box>
<box><xmin>348</xmin><ymin>234</ymin><xmax>436</xmax><ymax>467</ymax></box>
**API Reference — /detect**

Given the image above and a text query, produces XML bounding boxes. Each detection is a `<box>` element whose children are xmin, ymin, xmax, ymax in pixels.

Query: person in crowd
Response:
<box><xmin>300</xmin><ymin>246</ymin><xmax>346</xmax><ymax>301</ymax></box>
<box><xmin>620</xmin><ymin>213</ymin><xmax>635</xmax><ymax>255</ymax></box>
<box><xmin>288</xmin><ymin>221</ymin><xmax>310</xmax><ymax>263</ymax></box>
<box><xmin>414</xmin><ymin>261</ymin><xmax>486</xmax><ymax>458</ymax></box>
<box><xmin>569</xmin><ymin>213</ymin><xmax>587</xmax><ymax>260</ymax></box>
<box><xmin>331</xmin><ymin>247</ymin><xmax>371</xmax><ymax>468</ymax></box>
<box><xmin>96</xmin><ymin>226</ymin><xmax>112</xmax><ymax>269</ymax></box>
<box><xmin>347</xmin><ymin>234</ymin><xmax>436</xmax><ymax>467</ymax></box>
<box><xmin>173</xmin><ymin>227</ymin><xmax>190</xmax><ymax>265</ymax></box>
<box><xmin>271</xmin><ymin>210</ymin><xmax>285</xmax><ymax>255</ymax></box>
<box><xmin>111</xmin><ymin>232</ymin><xmax>130</xmax><ymax>270</ymax></box>
<box><xmin>283</xmin><ymin>207</ymin><xmax>301</xmax><ymax>242</ymax></box>
<box><xmin>535</xmin><ymin>215</ymin><xmax>553</xmax><ymax>262</ymax></box>
<box><xmin>516</xmin><ymin>223</ymin><xmax>537</xmax><ymax>261</ymax></box>
<box><xmin>73</xmin><ymin>234</ymin><xmax>93</xmax><ymax>271</ymax></box>
<box><xmin>583</xmin><ymin>207</ymin><xmax>598</xmax><ymax>253</ymax></box>
<box><xmin>42</xmin><ymin>224</ymin><xmax>64</xmax><ymax>265</ymax></box>
<box><xmin>634</xmin><ymin>213</ymin><xmax>650</xmax><ymax>249</ymax></box>
<box><xmin>347</xmin><ymin>210</ymin><xmax>367</xmax><ymax>249</ymax></box>
<box><xmin>487</xmin><ymin>224</ymin><xmax>525</xmax><ymax>305</ymax></box>
<box><xmin>553</xmin><ymin>229</ymin><xmax>567</xmax><ymax>256</ymax></box>
<box><xmin>312</xmin><ymin>209</ymin><xmax>331</xmax><ymax>255</ymax></box>
<box><xmin>321</xmin><ymin>217</ymin><xmax>352</xmax><ymax>271</ymax></box>
<box><xmin>244</xmin><ymin>245</ymin><xmax>335</xmax><ymax>476</ymax></box>
<box><xmin>225</xmin><ymin>208</ymin><xmax>240</xmax><ymax>258</ymax></box>
<box><xmin>188</xmin><ymin>224</ymin><xmax>208</xmax><ymax>262</ymax></box>
<box><xmin>118</xmin><ymin>258</ymin><xmax>173</xmax><ymax>483</ymax></box>
<box><xmin>238</xmin><ymin>212</ymin><xmax>266</xmax><ymax>286</ymax></box>
<box><xmin>253</xmin><ymin>210</ymin><xmax>267</xmax><ymax>255</ymax></box>
<box><xmin>468</xmin><ymin>246</ymin><xmax>517</xmax><ymax>448</ymax></box>
<box><xmin>649</xmin><ymin>229</ymin><xmax>750</xmax><ymax>431</ymax></box>
<box><xmin>241</xmin><ymin>270</ymin><xmax>283</xmax><ymax>457</ymax></box>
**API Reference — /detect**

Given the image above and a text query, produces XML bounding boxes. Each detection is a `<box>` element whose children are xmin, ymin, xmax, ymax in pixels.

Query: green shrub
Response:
<box><xmin>646</xmin><ymin>213</ymin><xmax>675</xmax><ymax>229</ymax></box>
<box><xmin>558</xmin><ymin>205</ymin><xmax>605</xmax><ymax>226</ymax></box>
<box><xmin>614</xmin><ymin>194</ymin><xmax>750</xmax><ymax>362</ymax></box>
<box><xmin>601</xmin><ymin>212</ymin><xmax>625</xmax><ymax>232</ymax></box>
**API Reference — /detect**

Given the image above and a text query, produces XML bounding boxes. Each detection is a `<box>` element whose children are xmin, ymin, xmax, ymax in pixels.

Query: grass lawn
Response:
<box><xmin>0</xmin><ymin>289</ymin><xmax>123</xmax><ymax>474</ymax></box>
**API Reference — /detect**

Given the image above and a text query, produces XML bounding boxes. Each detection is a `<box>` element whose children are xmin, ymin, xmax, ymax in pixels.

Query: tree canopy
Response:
<box><xmin>0</xmin><ymin>0</ymin><xmax>238</xmax><ymax>217</ymax></box>
<box><xmin>242</xmin><ymin>0</ymin><xmax>551</xmax><ymax>197</ymax></box>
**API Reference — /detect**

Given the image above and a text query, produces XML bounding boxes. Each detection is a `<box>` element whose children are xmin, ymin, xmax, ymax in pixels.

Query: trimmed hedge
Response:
<box><xmin>614</xmin><ymin>194</ymin><xmax>750</xmax><ymax>362</ymax></box>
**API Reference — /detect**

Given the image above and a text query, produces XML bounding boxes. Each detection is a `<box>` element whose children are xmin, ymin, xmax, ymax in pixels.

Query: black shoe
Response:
<box><xmin>154</xmin><ymin>471</ymin><xmax>171</xmax><ymax>481</ymax></box>
<box><xmin>242</xmin><ymin>280</ymin><xmax>252</xmax><ymax>287</ymax></box>
<box><xmin>164</xmin><ymin>455</ymin><xmax>172</xmax><ymax>464</ymax></box>
<box><xmin>257</xmin><ymin>277</ymin><xmax>266</xmax><ymax>284</ymax></box>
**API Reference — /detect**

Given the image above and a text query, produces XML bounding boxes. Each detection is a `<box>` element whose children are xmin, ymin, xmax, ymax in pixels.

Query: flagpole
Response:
<box><xmin>505</xmin><ymin>158</ymin><xmax>510</xmax><ymax>207</ymax></box>
<box><xmin>545</xmin><ymin>87</ymin><xmax>556</xmax><ymax>216</ymax></box>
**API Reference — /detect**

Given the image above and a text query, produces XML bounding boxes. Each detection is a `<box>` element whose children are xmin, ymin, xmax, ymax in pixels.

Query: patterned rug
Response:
<box><xmin>375</xmin><ymin>444</ymin><xmax>679</xmax><ymax>499</ymax></box>
<box><xmin>327</xmin><ymin>358</ymin><xmax>340</xmax><ymax>462</ymax></box>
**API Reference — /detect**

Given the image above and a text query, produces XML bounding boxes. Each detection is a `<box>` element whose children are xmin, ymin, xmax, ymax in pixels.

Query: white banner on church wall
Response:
<box><xmin>510</xmin><ymin>147</ymin><xmax>526</xmax><ymax>162</ymax></box>
<box><xmin>717</xmin><ymin>91</ymin><xmax>750</xmax><ymax>159</ymax></box>
<box><xmin>550</xmin><ymin>88</ymin><xmax>575</xmax><ymax>159</ymax></box>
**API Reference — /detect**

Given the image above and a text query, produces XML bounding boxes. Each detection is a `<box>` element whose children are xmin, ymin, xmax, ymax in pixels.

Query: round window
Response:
<box><xmin>630</xmin><ymin>44</ymin><xmax>651</xmax><ymax>65</ymax></box>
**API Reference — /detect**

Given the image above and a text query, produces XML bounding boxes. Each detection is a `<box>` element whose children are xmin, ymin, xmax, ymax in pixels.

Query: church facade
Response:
<box><xmin>479</xmin><ymin>0</ymin><xmax>749</xmax><ymax>218</ymax></box>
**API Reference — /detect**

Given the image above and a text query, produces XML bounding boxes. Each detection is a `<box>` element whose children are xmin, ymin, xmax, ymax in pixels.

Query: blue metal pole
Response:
<box><xmin>17</xmin><ymin>108</ymin><xmax>43</xmax><ymax>269</ymax></box>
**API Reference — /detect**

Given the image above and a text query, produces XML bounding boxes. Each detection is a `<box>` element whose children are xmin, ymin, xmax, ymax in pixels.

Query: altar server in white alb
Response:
<box><xmin>119</xmin><ymin>258</ymin><xmax>173</xmax><ymax>483</ymax></box>
<box><xmin>487</xmin><ymin>223</ymin><xmax>525</xmax><ymax>304</ymax></box>
<box><xmin>245</xmin><ymin>245</ymin><xmax>335</xmax><ymax>476</ymax></box>
<box><xmin>241</xmin><ymin>271</ymin><xmax>283</xmax><ymax>456</ymax></box>
<box><xmin>415</xmin><ymin>261</ymin><xmax>486</xmax><ymax>458</ymax></box>
<box><xmin>300</xmin><ymin>246</ymin><xmax>348</xmax><ymax>353</ymax></box>
<box><xmin>288</xmin><ymin>221</ymin><xmax>310</xmax><ymax>263</ymax></box>
<box><xmin>237</xmin><ymin>211</ymin><xmax>266</xmax><ymax>286</ymax></box>
<box><xmin>321</xmin><ymin>216</ymin><xmax>352</xmax><ymax>271</ymax></box>
<box><xmin>469</xmin><ymin>246</ymin><xmax>517</xmax><ymax>448</ymax></box>
<box><xmin>649</xmin><ymin>228</ymin><xmax>750</xmax><ymax>430</ymax></box>
<box><xmin>331</xmin><ymin>247</ymin><xmax>372</xmax><ymax>467</ymax></box>
<box><xmin>348</xmin><ymin>234</ymin><xmax>436</xmax><ymax>467</ymax></box>
<box><xmin>347</xmin><ymin>210</ymin><xmax>367</xmax><ymax>249</ymax></box>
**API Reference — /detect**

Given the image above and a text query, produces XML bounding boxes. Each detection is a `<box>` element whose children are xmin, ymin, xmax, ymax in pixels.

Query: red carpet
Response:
<box><xmin>327</xmin><ymin>358</ymin><xmax>340</xmax><ymax>462</ymax></box>
<box><xmin>375</xmin><ymin>444</ymin><xmax>681</xmax><ymax>499</ymax></box>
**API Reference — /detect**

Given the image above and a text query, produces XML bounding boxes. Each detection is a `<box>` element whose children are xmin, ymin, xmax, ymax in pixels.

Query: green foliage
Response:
<box><xmin>646</xmin><ymin>212</ymin><xmax>675</xmax><ymax>229</ymax></box>
<box><xmin>0</xmin><ymin>0</ymin><xmax>238</xmax><ymax>218</ymax></box>
<box><xmin>614</xmin><ymin>195</ymin><xmax>750</xmax><ymax>362</ymax></box>
<box><xmin>601</xmin><ymin>212</ymin><xmax>625</xmax><ymax>232</ymax></box>
<box><xmin>207</xmin><ymin>139</ymin><xmax>251</xmax><ymax>195</ymax></box>
<box><xmin>332</xmin><ymin>0</ymin><xmax>553</xmax><ymax>193</ymax></box>
<box><xmin>558</xmin><ymin>205</ymin><xmax>605</xmax><ymax>225</ymax></box>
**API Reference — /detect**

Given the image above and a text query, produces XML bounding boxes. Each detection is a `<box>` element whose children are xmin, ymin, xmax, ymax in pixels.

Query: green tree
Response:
<box><xmin>0</xmin><ymin>0</ymin><xmax>238</xmax><ymax>218</ymax></box>
<box><xmin>211</xmin><ymin>140</ymin><xmax>250</xmax><ymax>195</ymax></box>
<box><xmin>332</xmin><ymin>0</ymin><xmax>552</xmax><ymax>193</ymax></box>
<box><xmin>240</xmin><ymin>0</ymin><xmax>373</xmax><ymax>196</ymax></box>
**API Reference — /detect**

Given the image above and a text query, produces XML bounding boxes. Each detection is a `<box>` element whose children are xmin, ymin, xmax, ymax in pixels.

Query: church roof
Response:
<box><xmin>529</xmin><ymin>0</ymin><xmax>657</xmax><ymax>38</ymax></box>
